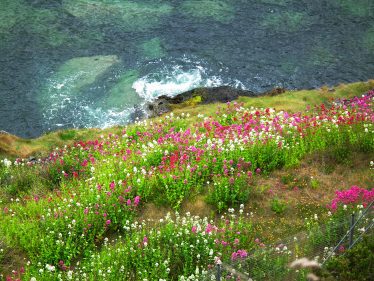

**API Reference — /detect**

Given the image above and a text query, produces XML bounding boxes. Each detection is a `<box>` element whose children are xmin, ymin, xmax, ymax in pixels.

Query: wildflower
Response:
<box><xmin>191</xmin><ymin>226</ymin><xmax>197</xmax><ymax>233</ymax></box>
<box><xmin>2</xmin><ymin>158</ymin><xmax>11</xmax><ymax>168</ymax></box>
<box><xmin>134</xmin><ymin>196</ymin><xmax>140</xmax><ymax>206</ymax></box>
<box><xmin>45</xmin><ymin>264</ymin><xmax>55</xmax><ymax>272</ymax></box>
<box><xmin>143</xmin><ymin>236</ymin><xmax>148</xmax><ymax>246</ymax></box>
<box><xmin>106</xmin><ymin>220</ymin><xmax>111</xmax><ymax>226</ymax></box>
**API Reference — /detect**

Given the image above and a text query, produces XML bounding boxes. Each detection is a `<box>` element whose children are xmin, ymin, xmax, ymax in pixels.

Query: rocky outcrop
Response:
<box><xmin>146</xmin><ymin>86</ymin><xmax>256</xmax><ymax>117</ymax></box>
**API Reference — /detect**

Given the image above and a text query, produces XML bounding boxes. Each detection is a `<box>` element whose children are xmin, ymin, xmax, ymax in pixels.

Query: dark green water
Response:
<box><xmin>1</xmin><ymin>0</ymin><xmax>373</xmax><ymax>137</ymax></box>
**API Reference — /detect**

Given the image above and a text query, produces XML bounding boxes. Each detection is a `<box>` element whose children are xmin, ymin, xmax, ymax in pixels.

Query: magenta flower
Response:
<box><xmin>143</xmin><ymin>236</ymin><xmax>148</xmax><ymax>245</ymax></box>
<box><xmin>191</xmin><ymin>225</ymin><xmax>197</xmax><ymax>233</ymax></box>
<box><xmin>105</xmin><ymin>220</ymin><xmax>111</xmax><ymax>226</ymax></box>
<box><xmin>134</xmin><ymin>196</ymin><xmax>140</xmax><ymax>206</ymax></box>
<box><xmin>328</xmin><ymin>186</ymin><xmax>374</xmax><ymax>211</ymax></box>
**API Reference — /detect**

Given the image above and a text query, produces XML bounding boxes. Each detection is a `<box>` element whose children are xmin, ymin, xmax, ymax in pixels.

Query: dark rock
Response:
<box><xmin>129</xmin><ymin>105</ymin><xmax>146</xmax><ymax>122</ymax></box>
<box><xmin>263</xmin><ymin>87</ymin><xmax>286</xmax><ymax>96</ymax></box>
<box><xmin>27</xmin><ymin>156</ymin><xmax>38</xmax><ymax>164</ymax></box>
<box><xmin>146</xmin><ymin>86</ymin><xmax>256</xmax><ymax>117</ymax></box>
<box><xmin>0</xmin><ymin>130</ymin><xmax>11</xmax><ymax>135</ymax></box>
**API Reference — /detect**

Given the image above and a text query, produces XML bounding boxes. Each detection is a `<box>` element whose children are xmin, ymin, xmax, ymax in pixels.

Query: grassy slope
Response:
<box><xmin>0</xmin><ymin>80</ymin><xmax>373</xmax><ymax>279</ymax></box>
<box><xmin>1</xmin><ymin>80</ymin><xmax>373</xmax><ymax>159</ymax></box>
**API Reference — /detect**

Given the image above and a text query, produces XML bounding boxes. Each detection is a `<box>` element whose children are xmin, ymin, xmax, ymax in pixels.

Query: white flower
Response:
<box><xmin>2</xmin><ymin>158</ymin><xmax>12</xmax><ymax>168</ymax></box>
<box><xmin>30</xmin><ymin>278</ymin><xmax>37</xmax><ymax>281</ymax></box>
<box><xmin>45</xmin><ymin>264</ymin><xmax>55</xmax><ymax>272</ymax></box>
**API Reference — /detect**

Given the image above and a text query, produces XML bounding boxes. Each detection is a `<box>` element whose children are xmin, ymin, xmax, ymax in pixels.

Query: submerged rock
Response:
<box><xmin>181</xmin><ymin>0</ymin><xmax>235</xmax><ymax>23</ymax></box>
<box><xmin>261</xmin><ymin>11</ymin><xmax>311</xmax><ymax>33</ymax></box>
<box><xmin>140</xmin><ymin>38</ymin><xmax>166</xmax><ymax>60</ymax></box>
<box><xmin>0</xmin><ymin>0</ymin><xmax>25</xmax><ymax>33</ymax></box>
<box><xmin>337</xmin><ymin>0</ymin><xmax>373</xmax><ymax>18</ymax></box>
<box><xmin>64</xmin><ymin>0</ymin><xmax>173</xmax><ymax>32</ymax></box>
<box><xmin>100</xmin><ymin>70</ymin><xmax>141</xmax><ymax>109</ymax></box>
<box><xmin>363</xmin><ymin>27</ymin><xmax>374</xmax><ymax>53</ymax></box>
<box><xmin>146</xmin><ymin>86</ymin><xmax>256</xmax><ymax>117</ymax></box>
<box><xmin>38</xmin><ymin>55</ymin><xmax>120</xmax><ymax>127</ymax></box>
<box><xmin>40</xmin><ymin>55</ymin><xmax>119</xmax><ymax>99</ymax></box>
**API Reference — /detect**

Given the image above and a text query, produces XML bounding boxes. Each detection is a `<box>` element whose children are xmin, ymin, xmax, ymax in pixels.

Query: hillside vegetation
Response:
<box><xmin>0</xmin><ymin>81</ymin><xmax>373</xmax><ymax>280</ymax></box>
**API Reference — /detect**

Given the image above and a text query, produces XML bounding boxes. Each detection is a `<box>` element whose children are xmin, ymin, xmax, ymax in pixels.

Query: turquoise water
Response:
<box><xmin>0</xmin><ymin>0</ymin><xmax>373</xmax><ymax>137</ymax></box>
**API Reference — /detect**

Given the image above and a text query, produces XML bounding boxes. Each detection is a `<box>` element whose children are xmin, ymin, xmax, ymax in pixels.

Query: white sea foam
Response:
<box><xmin>132</xmin><ymin>64</ymin><xmax>225</xmax><ymax>102</ymax></box>
<box><xmin>43</xmin><ymin>58</ymin><xmax>246</xmax><ymax>131</ymax></box>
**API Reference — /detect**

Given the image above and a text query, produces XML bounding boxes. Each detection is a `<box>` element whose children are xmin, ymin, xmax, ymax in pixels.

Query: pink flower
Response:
<box><xmin>127</xmin><ymin>199</ymin><xmax>132</xmax><ymax>206</ymax></box>
<box><xmin>191</xmin><ymin>225</ymin><xmax>197</xmax><ymax>233</ymax></box>
<box><xmin>105</xmin><ymin>220</ymin><xmax>111</xmax><ymax>226</ymax></box>
<box><xmin>134</xmin><ymin>196</ymin><xmax>140</xmax><ymax>206</ymax></box>
<box><xmin>143</xmin><ymin>236</ymin><xmax>148</xmax><ymax>245</ymax></box>
<box><xmin>328</xmin><ymin>186</ymin><xmax>374</xmax><ymax>211</ymax></box>
<box><xmin>231</xmin><ymin>249</ymin><xmax>248</xmax><ymax>261</ymax></box>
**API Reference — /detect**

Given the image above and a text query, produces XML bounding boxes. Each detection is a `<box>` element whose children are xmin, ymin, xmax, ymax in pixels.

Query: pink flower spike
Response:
<box><xmin>134</xmin><ymin>196</ymin><xmax>140</xmax><ymax>206</ymax></box>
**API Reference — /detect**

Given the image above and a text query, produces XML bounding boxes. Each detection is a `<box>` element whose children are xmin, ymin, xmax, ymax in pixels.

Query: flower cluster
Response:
<box><xmin>329</xmin><ymin>186</ymin><xmax>374</xmax><ymax>211</ymax></box>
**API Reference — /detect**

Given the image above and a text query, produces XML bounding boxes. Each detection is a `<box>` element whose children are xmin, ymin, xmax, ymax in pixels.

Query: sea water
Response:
<box><xmin>0</xmin><ymin>0</ymin><xmax>373</xmax><ymax>137</ymax></box>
